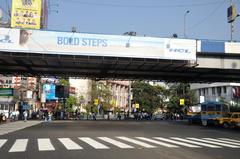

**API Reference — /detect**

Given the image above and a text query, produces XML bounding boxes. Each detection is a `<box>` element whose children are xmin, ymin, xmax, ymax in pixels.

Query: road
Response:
<box><xmin>0</xmin><ymin>120</ymin><xmax>240</xmax><ymax>159</ymax></box>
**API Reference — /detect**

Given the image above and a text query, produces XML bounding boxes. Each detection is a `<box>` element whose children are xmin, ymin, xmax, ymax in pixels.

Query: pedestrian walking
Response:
<box><xmin>23</xmin><ymin>110</ymin><xmax>28</xmax><ymax>122</ymax></box>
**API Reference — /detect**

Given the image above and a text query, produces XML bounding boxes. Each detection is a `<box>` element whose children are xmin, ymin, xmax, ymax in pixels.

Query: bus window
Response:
<box><xmin>207</xmin><ymin>105</ymin><xmax>215</xmax><ymax>111</ymax></box>
<box><xmin>201</xmin><ymin>105</ymin><xmax>207</xmax><ymax>111</ymax></box>
<box><xmin>216</xmin><ymin>104</ymin><xmax>221</xmax><ymax>111</ymax></box>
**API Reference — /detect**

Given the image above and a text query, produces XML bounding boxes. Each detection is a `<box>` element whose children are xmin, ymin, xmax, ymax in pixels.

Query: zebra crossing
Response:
<box><xmin>0</xmin><ymin>137</ymin><xmax>240</xmax><ymax>152</ymax></box>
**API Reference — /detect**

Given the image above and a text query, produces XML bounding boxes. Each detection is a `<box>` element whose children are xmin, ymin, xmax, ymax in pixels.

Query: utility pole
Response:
<box><xmin>230</xmin><ymin>0</ymin><xmax>234</xmax><ymax>41</ymax></box>
<box><xmin>128</xmin><ymin>82</ymin><xmax>132</xmax><ymax>117</ymax></box>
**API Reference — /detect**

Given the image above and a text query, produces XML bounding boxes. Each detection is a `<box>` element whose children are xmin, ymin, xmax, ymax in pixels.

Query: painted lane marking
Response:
<box><xmin>38</xmin><ymin>139</ymin><xmax>55</xmax><ymax>151</ymax></box>
<box><xmin>79</xmin><ymin>137</ymin><xmax>109</xmax><ymax>149</ymax></box>
<box><xmin>154</xmin><ymin>137</ymin><xmax>201</xmax><ymax>148</ymax></box>
<box><xmin>58</xmin><ymin>138</ymin><xmax>83</xmax><ymax>150</ymax></box>
<box><xmin>9</xmin><ymin>139</ymin><xmax>28</xmax><ymax>152</ymax></box>
<box><xmin>117</xmin><ymin>137</ymin><xmax>156</xmax><ymax>148</ymax></box>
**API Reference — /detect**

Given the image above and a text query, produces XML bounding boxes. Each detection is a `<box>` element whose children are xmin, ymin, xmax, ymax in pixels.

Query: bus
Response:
<box><xmin>200</xmin><ymin>101</ymin><xmax>229</xmax><ymax>126</ymax></box>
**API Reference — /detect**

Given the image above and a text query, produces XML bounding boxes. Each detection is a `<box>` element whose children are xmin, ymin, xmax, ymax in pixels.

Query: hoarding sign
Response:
<box><xmin>43</xmin><ymin>84</ymin><xmax>57</xmax><ymax>100</ymax></box>
<box><xmin>227</xmin><ymin>5</ymin><xmax>237</xmax><ymax>23</ymax></box>
<box><xmin>11</xmin><ymin>0</ymin><xmax>42</xmax><ymax>29</ymax></box>
<box><xmin>0</xmin><ymin>88</ymin><xmax>14</xmax><ymax>96</ymax></box>
<box><xmin>179</xmin><ymin>99</ymin><xmax>185</xmax><ymax>106</ymax></box>
<box><xmin>0</xmin><ymin>28</ymin><xmax>196</xmax><ymax>61</ymax></box>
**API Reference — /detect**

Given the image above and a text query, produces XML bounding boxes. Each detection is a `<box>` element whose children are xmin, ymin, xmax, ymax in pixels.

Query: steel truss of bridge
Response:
<box><xmin>0</xmin><ymin>51</ymin><xmax>240</xmax><ymax>82</ymax></box>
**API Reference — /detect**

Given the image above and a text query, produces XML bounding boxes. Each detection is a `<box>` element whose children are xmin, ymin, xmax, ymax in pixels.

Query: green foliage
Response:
<box><xmin>59</xmin><ymin>78</ymin><xmax>70</xmax><ymax>86</ymax></box>
<box><xmin>66</xmin><ymin>95</ymin><xmax>77</xmax><ymax>112</ymax></box>
<box><xmin>166</xmin><ymin>83</ymin><xmax>198</xmax><ymax>113</ymax></box>
<box><xmin>132</xmin><ymin>81</ymin><xmax>168</xmax><ymax>113</ymax></box>
<box><xmin>91</xmin><ymin>80</ymin><xmax>113</xmax><ymax>107</ymax></box>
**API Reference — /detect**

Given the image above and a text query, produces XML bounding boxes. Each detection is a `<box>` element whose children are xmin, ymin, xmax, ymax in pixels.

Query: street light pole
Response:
<box><xmin>184</xmin><ymin>10</ymin><xmax>190</xmax><ymax>38</ymax></box>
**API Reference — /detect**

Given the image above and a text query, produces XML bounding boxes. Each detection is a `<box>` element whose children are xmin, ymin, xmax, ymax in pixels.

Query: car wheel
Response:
<box><xmin>202</xmin><ymin>120</ymin><xmax>207</xmax><ymax>126</ymax></box>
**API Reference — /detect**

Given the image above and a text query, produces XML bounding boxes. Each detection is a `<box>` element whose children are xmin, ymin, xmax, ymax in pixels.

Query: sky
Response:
<box><xmin>1</xmin><ymin>0</ymin><xmax>240</xmax><ymax>41</ymax></box>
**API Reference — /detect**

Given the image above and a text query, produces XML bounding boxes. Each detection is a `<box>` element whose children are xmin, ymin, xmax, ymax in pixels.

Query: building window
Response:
<box><xmin>212</xmin><ymin>87</ymin><xmax>215</xmax><ymax>95</ymax></box>
<box><xmin>198</xmin><ymin>89</ymin><xmax>201</xmax><ymax>96</ymax></box>
<box><xmin>217</xmin><ymin>87</ymin><xmax>221</xmax><ymax>95</ymax></box>
<box><xmin>203</xmin><ymin>89</ymin><xmax>205</xmax><ymax>95</ymax></box>
<box><xmin>223</xmin><ymin>86</ymin><xmax>227</xmax><ymax>94</ymax></box>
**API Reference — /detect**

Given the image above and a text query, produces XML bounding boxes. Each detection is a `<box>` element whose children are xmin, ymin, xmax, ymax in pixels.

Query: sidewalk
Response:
<box><xmin>0</xmin><ymin>120</ymin><xmax>42</xmax><ymax>136</ymax></box>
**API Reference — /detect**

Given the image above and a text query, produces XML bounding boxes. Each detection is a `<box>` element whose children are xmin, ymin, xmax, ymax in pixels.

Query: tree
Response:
<box><xmin>90</xmin><ymin>80</ymin><xmax>113</xmax><ymax>113</ymax></box>
<box><xmin>131</xmin><ymin>81</ymin><xmax>168</xmax><ymax>113</ymax></box>
<box><xmin>66</xmin><ymin>95</ymin><xmax>77</xmax><ymax>112</ymax></box>
<box><xmin>59</xmin><ymin>78</ymin><xmax>70</xmax><ymax>86</ymax></box>
<box><xmin>167</xmin><ymin>83</ymin><xmax>198</xmax><ymax>113</ymax></box>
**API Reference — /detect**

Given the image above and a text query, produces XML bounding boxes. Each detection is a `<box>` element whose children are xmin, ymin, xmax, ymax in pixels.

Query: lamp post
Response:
<box><xmin>184</xmin><ymin>10</ymin><xmax>190</xmax><ymax>38</ymax></box>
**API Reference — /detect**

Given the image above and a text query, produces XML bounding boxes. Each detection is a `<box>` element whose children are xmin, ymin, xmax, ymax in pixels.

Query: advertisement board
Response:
<box><xmin>43</xmin><ymin>84</ymin><xmax>57</xmax><ymax>100</ymax></box>
<box><xmin>0</xmin><ymin>88</ymin><xmax>14</xmax><ymax>96</ymax></box>
<box><xmin>11</xmin><ymin>0</ymin><xmax>42</xmax><ymax>29</ymax></box>
<box><xmin>0</xmin><ymin>28</ymin><xmax>196</xmax><ymax>61</ymax></box>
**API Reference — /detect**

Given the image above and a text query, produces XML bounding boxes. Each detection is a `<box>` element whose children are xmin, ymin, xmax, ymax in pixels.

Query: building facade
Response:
<box><xmin>190</xmin><ymin>83</ymin><xmax>240</xmax><ymax>106</ymax></box>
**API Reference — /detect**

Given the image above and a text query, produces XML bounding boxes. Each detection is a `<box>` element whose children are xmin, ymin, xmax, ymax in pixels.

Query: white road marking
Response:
<box><xmin>117</xmin><ymin>137</ymin><xmax>156</xmax><ymax>148</ymax></box>
<box><xmin>187</xmin><ymin>138</ymin><xmax>240</xmax><ymax>148</ymax></box>
<box><xmin>98</xmin><ymin>137</ymin><xmax>134</xmax><ymax>149</ymax></box>
<box><xmin>218</xmin><ymin>138</ymin><xmax>240</xmax><ymax>143</ymax></box>
<box><xmin>78</xmin><ymin>137</ymin><xmax>109</xmax><ymax>149</ymax></box>
<box><xmin>38</xmin><ymin>139</ymin><xmax>55</xmax><ymax>151</ymax></box>
<box><xmin>171</xmin><ymin>137</ymin><xmax>222</xmax><ymax>148</ymax></box>
<box><xmin>136</xmin><ymin>137</ymin><xmax>179</xmax><ymax>148</ymax></box>
<box><xmin>0</xmin><ymin>139</ymin><xmax>7</xmax><ymax>148</ymax></box>
<box><xmin>58</xmin><ymin>138</ymin><xmax>83</xmax><ymax>150</ymax></box>
<box><xmin>154</xmin><ymin>137</ymin><xmax>201</xmax><ymax>148</ymax></box>
<box><xmin>203</xmin><ymin>138</ymin><xmax>240</xmax><ymax>146</ymax></box>
<box><xmin>9</xmin><ymin>139</ymin><xmax>28</xmax><ymax>152</ymax></box>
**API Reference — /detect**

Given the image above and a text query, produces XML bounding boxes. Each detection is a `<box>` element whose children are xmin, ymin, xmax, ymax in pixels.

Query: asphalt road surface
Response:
<box><xmin>0</xmin><ymin>120</ymin><xmax>240</xmax><ymax>159</ymax></box>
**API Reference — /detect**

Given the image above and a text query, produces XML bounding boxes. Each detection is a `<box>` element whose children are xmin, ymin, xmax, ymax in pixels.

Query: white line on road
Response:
<box><xmin>218</xmin><ymin>138</ymin><xmax>240</xmax><ymax>143</ymax></box>
<box><xmin>78</xmin><ymin>137</ymin><xmax>109</xmax><ymax>149</ymax></box>
<box><xmin>171</xmin><ymin>137</ymin><xmax>222</xmax><ymax>148</ymax></box>
<box><xmin>38</xmin><ymin>139</ymin><xmax>55</xmax><ymax>151</ymax></box>
<box><xmin>58</xmin><ymin>138</ymin><xmax>83</xmax><ymax>150</ymax></box>
<box><xmin>98</xmin><ymin>137</ymin><xmax>134</xmax><ymax>149</ymax></box>
<box><xmin>154</xmin><ymin>137</ymin><xmax>201</xmax><ymax>148</ymax></box>
<box><xmin>203</xmin><ymin>138</ymin><xmax>240</xmax><ymax>146</ymax></box>
<box><xmin>117</xmin><ymin>137</ymin><xmax>156</xmax><ymax>148</ymax></box>
<box><xmin>136</xmin><ymin>137</ymin><xmax>179</xmax><ymax>148</ymax></box>
<box><xmin>0</xmin><ymin>139</ymin><xmax>7</xmax><ymax>148</ymax></box>
<box><xmin>187</xmin><ymin>138</ymin><xmax>240</xmax><ymax>148</ymax></box>
<box><xmin>9</xmin><ymin>139</ymin><xmax>28</xmax><ymax>152</ymax></box>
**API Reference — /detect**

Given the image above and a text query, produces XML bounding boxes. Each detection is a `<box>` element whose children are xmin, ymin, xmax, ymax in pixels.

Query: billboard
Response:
<box><xmin>11</xmin><ymin>0</ymin><xmax>42</xmax><ymax>29</ymax></box>
<box><xmin>0</xmin><ymin>88</ymin><xmax>14</xmax><ymax>96</ymax></box>
<box><xmin>43</xmin><ymin>84</ymin><xmax>57</xmax><ymax>100</ymax></box>
<box><xmin>0</xmin><ymin>28</ymin><xmax>196</xmax><ymax>61</ymax></box>
<box><xmin>227</xmin><ymin>5</ymin><xmax>237</xmax><ymax>23</ymax></box>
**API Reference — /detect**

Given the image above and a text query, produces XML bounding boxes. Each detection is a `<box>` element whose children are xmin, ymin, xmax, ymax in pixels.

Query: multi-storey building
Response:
<box><xmin>190</xmin><ymin>83</ymin><xmax>240</xmax><ymax>106</ymax></box>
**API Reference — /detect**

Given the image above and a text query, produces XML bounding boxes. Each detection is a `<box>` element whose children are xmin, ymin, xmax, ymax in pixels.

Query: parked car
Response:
<box><xmin>152</xmin><ymin>113</ymin><xmax>165</xmax><ymax>120</ymax></box>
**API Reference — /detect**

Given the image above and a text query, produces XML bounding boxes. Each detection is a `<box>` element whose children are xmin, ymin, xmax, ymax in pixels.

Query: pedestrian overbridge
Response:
<box><xmin>0</xmin><ymin>28</ymin><xmax>240</xmax><ymax>82</ymax></box>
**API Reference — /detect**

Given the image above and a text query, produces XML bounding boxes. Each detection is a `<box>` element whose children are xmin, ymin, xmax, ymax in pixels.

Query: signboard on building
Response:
<box><xmin>0</xmin><ymin>28</ymin><xmax>196</xmax><ymax>61</ymax></box>
<box><xmin>43</xmin><ymin>84</ymin><xmax>57</xmax><ymax>100</ymax></box>
<box><xmin>179</xmin><ymin>99</ymin><xmax>185</xmax><ymax>106</ymax></box>
<box><xmin>11</xmin><ymin>0</ymin><xmax>42</xmax><ymax>29</ymax></box>
<box><xmin>0</xmin><ymin>88</ymin><xmax>13</xmax><ymax>96</ymax></box>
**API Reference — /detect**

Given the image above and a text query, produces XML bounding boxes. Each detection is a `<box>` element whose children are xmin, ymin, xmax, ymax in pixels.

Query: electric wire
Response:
<box><xmin>187</xmin><ymin>0</ymin><xmax>227</xmax><ymax>30</ymax></box>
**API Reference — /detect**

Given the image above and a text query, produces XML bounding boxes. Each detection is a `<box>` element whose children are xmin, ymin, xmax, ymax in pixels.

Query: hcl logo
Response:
<box><xmin>169</xmin><ymin>48</ymin><xmax>191</xmax><ymax>54</ymax></box>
